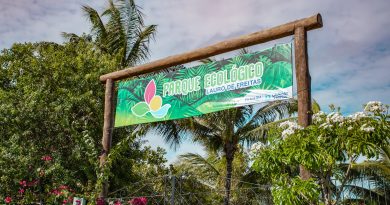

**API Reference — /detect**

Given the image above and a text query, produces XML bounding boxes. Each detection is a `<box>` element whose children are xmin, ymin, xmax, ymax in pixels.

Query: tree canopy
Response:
<box><xmin>64</xmin><ymin>0</ymin><xmax>157</xmax><ymax>67</ymax></box>
<box><xmin>252</xmin><ymin>102</ymin><xmax>390</xmax><ymax>204</ymax></box>
<box><xmin>0</xmin><ymin>40</ymin><xmax>167</xmax><ymax>204</ymax></box>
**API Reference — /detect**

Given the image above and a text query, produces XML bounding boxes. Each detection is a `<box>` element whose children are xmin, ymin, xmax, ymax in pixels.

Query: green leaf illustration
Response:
<box><xmin>259</xmin><ymin>61</ymin><xmax>292</xmax><ymax>89</ymax></box>
<box><xmin>131</xmin><ymin>102</ymin><xmax>150</xmax><ymax>117</ymax></box>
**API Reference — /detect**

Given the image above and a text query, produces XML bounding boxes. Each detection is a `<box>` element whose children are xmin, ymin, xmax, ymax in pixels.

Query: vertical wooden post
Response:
<box><xmin>294</xmin><ymin>26</ymin><xmax>312</xmax><ymax>180</ymax></box>
<box><xmin>170</xmin><ymin>175</ymin><xmax>175</xmax><ymax>205</ymax></box>
<box><xmin>99</xmin><ymin>78</ymin><xmax>115</xmax><ymax>200</ymax></box>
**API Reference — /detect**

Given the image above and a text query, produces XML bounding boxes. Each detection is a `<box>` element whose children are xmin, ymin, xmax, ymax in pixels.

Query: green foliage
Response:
<box><xmin>96</xmin><ymin>132</ymin><xmax>168</xmax><ymax>201</ymax></box>
<box><xmin>148</xmin><ymin>46</ymin><xmax>295</xmax><ymax>204</ymax></box>
<box><xmin>174</xmin><ymin>149</ymin><xmax>271</xmax><ymax>204</ymax></box>
<box><xmin>152</xmin><ymin>99</ymin><xmax>295</xmax><ymax>205</ymax></box>
<box><xmin>0</xmin><ymin>41</ymin><xmax>117</xmax><ymax>203</ymax></box>
<box><xmin>175</xmin><ymin>149</ymin><xmax>249</xmax><ymax>188</ymax></box>
<box><xmin>344</xmin><ymin>145</ymin><xmax>390</xmax><ymax>203</ymax></box>
<box><xmin>252</xmin><ymin>102</ymin><xmax>390</xmax><ymax>204</ymax></box>
<box><xmin>272</xmin><ymin>175</ymin><xmax>319</xmax><ymax>205</ymax></box>
<box><xmin>0</xmin><ymin>41</ymin><xmax>167</xmax><ymax>204</ymax></box>
<box><xmin>64</xmin><ymin>0</ymin><xmax>157</xmax><ymax>67</ymax></box>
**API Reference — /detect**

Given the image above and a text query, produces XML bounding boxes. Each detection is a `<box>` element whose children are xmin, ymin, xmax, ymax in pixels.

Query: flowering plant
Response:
<box><xmin>252</xmin><ymin>101</ymin><xmax>389</xmax><ymax>205</ymax></box>
<box><xmin>4</xmin><ymin>196</ymin><xmax>12</xmax><ymax>204</ymax></box>
<box><xmin>129</xmin><ymin>197</ymin><xmax>148</xmax><ymax>205</ymax></box>
<box><xmin>0</xmin><ymin>154</ymin><xmax>76</xmax><ymax>204</ymax></box>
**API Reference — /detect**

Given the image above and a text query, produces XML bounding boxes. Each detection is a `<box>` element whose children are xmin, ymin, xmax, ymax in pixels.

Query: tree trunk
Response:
<box><xmin>320</xmin><ymin>177</ymin><xmax>331</xmax><ymax>205</ymax></box>
<box><xmin>224</xmin><ymin>142</ymin><xmax>235</xmax><ymax>205</ymax></box>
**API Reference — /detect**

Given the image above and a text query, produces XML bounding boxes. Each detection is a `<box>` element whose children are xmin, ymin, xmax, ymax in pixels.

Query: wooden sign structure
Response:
<box><xmin>98</xmin><ymin>13</ymin><xmax>323</xmax><ymax>198</ymax></box>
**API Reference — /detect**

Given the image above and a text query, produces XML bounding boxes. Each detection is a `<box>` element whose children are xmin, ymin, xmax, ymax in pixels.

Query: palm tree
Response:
<box><xmin>155</xmin><ymin>100</ymin><xmax>295</xmax><ymax>205</ymax></box>
<box><xmin>152</xmin><ymin>47</ymin><xmax>296</xmax><ymax>205</ymax></box>
<box><xmin>63</xmin><ymin>0</ymin><xmax>156</xmax><ymax>67</ymax></box>
<box><xmin>175</xmin><ymin>150</ymin><xmax>273</xmax><ymax>204</ymax></box>
<box><xmin>339</xmin><ymin>145</ymin><xmax>390</xmax><ymax>204</ymax></box>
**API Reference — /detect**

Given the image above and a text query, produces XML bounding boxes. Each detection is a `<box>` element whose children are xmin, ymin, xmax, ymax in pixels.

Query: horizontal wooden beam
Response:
<box><xmin>100</xmin><ymin>13</ymin><xmax>322</xmax><ymax>82</ymax></box>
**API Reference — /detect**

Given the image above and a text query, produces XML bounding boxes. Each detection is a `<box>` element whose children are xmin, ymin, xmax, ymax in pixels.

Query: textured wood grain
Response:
<box><xmin>295</xmin><ymin>26</ymin><xmax>312</xmax><ymax>180</ymax></box>
<box><xmin>99</xmin><ymin>78</ymin><xmax>115</xmax><ymax>198</ymax></box>
<box><xmin>100</xmin><ymin>13</ymin><xmax>322</xmax><ymax>82</ymax></box>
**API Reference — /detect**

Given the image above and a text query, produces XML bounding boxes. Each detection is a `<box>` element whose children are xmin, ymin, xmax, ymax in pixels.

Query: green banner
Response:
<box><xmin>115</xmin><ymin>43</ymin><xmax>292</xmax><ymax>127</ymax></box>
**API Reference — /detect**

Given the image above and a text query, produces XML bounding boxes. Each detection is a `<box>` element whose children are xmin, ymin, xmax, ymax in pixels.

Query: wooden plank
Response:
<box><xmin>100</xmin><ymin>13</ymin><xmax>322</xmax><ymax>82</ymax></box>
<box><xmin>99</xmin><ymin>78</ymin><xmax>115</xmax><ymax>198</ymax></box>
<box><xmin>294</xmin><ymin>26</ymin><xmax>312</xmax><ymax>180</ymax></box>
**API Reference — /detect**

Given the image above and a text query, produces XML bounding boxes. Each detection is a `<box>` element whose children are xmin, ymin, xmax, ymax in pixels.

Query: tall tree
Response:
<box><xmin>175</xmin><ymin>150</ymin><xmax>273</xmax><ymax>204</ymax></box>
<box><xmin>151</xmin><ymin>46</ymin><xmax>296</xmax><ymax>204</ymax></box>
<box><xmin>63</xmin><ymin>0</ymin><xmax>156</xmax><ymax>67</ymax></box>
<box><xmin>155</xmin><ymin>100</ymin><xmax>295</xmax><ymax>205</ymax></box>
<box><xmin>0</xmin><ymin>41</ymin><xmax>167</xmax><ymax>204</ymax></box>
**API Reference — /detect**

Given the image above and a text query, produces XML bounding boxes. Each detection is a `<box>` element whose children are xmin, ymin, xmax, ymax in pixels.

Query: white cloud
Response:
<box><xmin>1</xmin><ymin>0</ymin><xmax>389</xmax><ymax>162</ymax></box>
<box><xmin>0</xmin><ymin>0</ymin><xmax>105</xmax><ymax>48</ymax></box>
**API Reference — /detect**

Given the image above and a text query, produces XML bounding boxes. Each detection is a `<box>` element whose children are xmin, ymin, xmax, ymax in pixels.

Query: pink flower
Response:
<box><xmin>62</xmin><ymin>199</ymin><xmax>68</xmax><ymax>204</ymax></box>
<box><xmin>4</xmin><ymin>196</ymin><xmax>12</xmax><ymax>203</ymax></box>
<box><xmin>129</xmin><ymin>197</ymin><xmax>147</xmax><ymax>205</ymax></box>
<box><xmin>19</xmin><ymin>180</ymin><xmax>27</xmax><ymax>187</ymax></box>
<box><xmin>59</xmin><ymin>185</ymin><xmax>69</xmax><ymax>190</ymax></box>
<box><xmin>41</xmin><ymin>155</ymin><xmax>52</xmax><ymax>161</ymax></box>
<box><xmin>114</xmin><ymin>200</ymin><xmax>122</xmax><ymax>205</ymax></box>
<box><xmin>51</xmin><ymin>189</ymin><xmax>61</xmax><ymax>195</ymax></box>
<box><xmin>96</xmin><ymin>198</ymin><xmax>105</xmax><ymax>205</ymax></box>
<box><xmin>18</xmin><ymin>189</ymin><xmax>25</xmax><ymax>194</ymax></box>
<box><xmin>27</xmin><ymin>180</ymin><xmax>38</xmax><ymax>187</ymax></box>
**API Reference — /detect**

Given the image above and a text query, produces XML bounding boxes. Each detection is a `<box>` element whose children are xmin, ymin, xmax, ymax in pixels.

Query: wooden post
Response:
<box><xmin>99</xmin><ymin>78</ymin><xmax>115</xmax><ymax>200</ymax></box>
<box><xmin>294</xmin><ymin>26</ymin><xmax>312</xmax><ymax>180</ymax></box>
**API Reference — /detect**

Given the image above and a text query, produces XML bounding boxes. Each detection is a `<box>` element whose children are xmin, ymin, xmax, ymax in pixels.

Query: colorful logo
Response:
<box><xmin>131</xmin><ymin>80</ymin><xmax>171</xmax><ymax>118</ymax></box>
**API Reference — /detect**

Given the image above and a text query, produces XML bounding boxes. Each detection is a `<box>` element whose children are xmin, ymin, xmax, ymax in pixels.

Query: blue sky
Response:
<box><xmin>1</xmin><ymin>0</ymin><xmax>389</xmax><ymax>163</ymax></box>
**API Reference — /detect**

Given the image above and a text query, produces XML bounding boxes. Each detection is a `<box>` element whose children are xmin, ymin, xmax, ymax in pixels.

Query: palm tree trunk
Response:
<box><xmin>320</xmin><ymin>176</ymin><xmax>331</xmax><ymax>205</ymax></box>
<box><xmin>224</xmin><ymin>142</ymin><xmax>235</xmax><ymax>205</ymax></box>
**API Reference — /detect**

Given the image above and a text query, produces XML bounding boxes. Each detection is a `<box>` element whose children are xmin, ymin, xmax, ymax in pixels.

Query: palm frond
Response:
<box><xmin>100</xmin><ymin>0</ymin><xmax>155</xmax><ymax>67</ymax></box>
<box><xmin>251</xmin><ymin>100</ymin><xmax>297</xmax><ymax>125</ymax></box>
<box><xmin>349</xmin><ymin>161</ymin><xmax>390</xmax><ymax>182</ymax></box>
<box><xmin>236</xmin><ymin>100</ymin><xmax>297</xmax><ymax>138</ymax></box>
<box><xmin>238</xmin><ymin>48</ymin><xmax>250</xmax><ymax>55</ymax></box>
<box><xmin>125</xmin><ymin>24</ymin><xmax>157</xmax><ymax>66</ymax></box>
<box><xmin>240</xmin><ymin>117</ymin><xmax>297</xmax><ymax>145</ymax></box>
<box><xmin>199</xmin><ymin>58</ymin><xmax>216</xmax><ymax>64</ymax></box>
<box><xmin>189</xmin><ymin>116</ymin><xmax>225</xmax><ymax>152</ymax></box>
<box><xmin>117</xmin><ymin>0</ymin><xmax>146</xmax><ymax>66</ymax></box>
<box><xmin>178</xmin><ymin>153</ymin><xmax>220</xmax><ymax>177</ymax></box>
<box><xmin>117</xmin><ymin>0</ymin><xmax>145</xmax><ymax>27</ymax></box>
<box><xmin>118</xmin><ymin>0</ymin><xmax>145</xmax><ymax>41</ymax></box>
<box><xmin>343</xmin><ymin>184</ymin><xmax>389</xmax><ymax>205</ymax></box>
<box><xmin>380</xmin><ymin>146</ymin><xmax>390</xmax><ymax>164</ymax></box>
<box><xmin>341</xmin><ymin>146</ymin><xmax>390</xmax><ymax>185</ymax></box>
<box><xmin>153</xmin><ymin>120</ymin><xmax>189</xmax><ymax>150</ymax></box>
<box><xmin>61</xmin><ymin>32</ymin><xmax>93</xmax><ymax>43</ymax></box>
<box><xmin>233</xmin><ymin>106</ymin><xmax>253</xmax><ymax>129</ymax></box>
<box><xmin>312</xmin><ymin>99</ymin><xmax>321</xmax><ymax>114</ymax></box>
<box><xmin>106</xmin><ymin>1</ymin><xmax>126</xmax><ymax>57</ymax></box>
<box><xmin>82</xmin><ymin>5</ymin><xmax>107</xmax><ymax>45</ymax></box>
<box><xmin>61</xmin><ymin>32</ymin><xmax>80</xmax><ymax>42</ymax></box>
<box><xmin>194</xmin><ymin>111</ymin><xmax>229</xmax><ymax>133</ymax></box>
